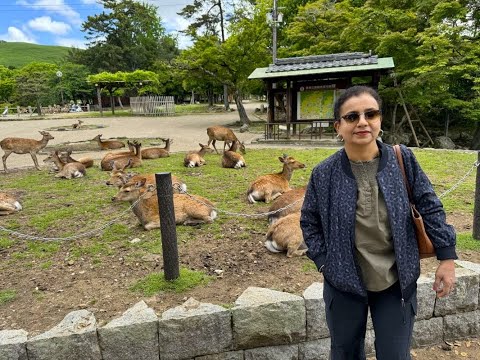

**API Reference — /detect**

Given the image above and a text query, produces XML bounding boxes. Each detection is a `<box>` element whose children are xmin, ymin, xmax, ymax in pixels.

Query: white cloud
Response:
<box><xmin>80</xmin><ymin>0</ymin><xmax>99</xmax><ymax>4</ymax></box>
<box><xmin>16</xmin><ymin>0</ymin><xmax>82</xmax><ymax>25</ymax></box>
<box><xmin>0</xmin><ymin>27</ymin><xmax>36</xmax><ymax>43</ymax></box>
<box><xmin>55</xmin><ymin>37</ymin><xmax>87</xmax><ymax>49</ymax></box>
<box><xmin>28</xmin><ymin>16</ymin><xmax>71</xmax><ymax>35</ymax></box>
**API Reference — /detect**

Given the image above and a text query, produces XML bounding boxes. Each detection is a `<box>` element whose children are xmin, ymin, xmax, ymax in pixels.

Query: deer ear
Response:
<box><xmin>135</xmin><ymin>177</ymin><xmax>147</xmax><ymax>187</ymax></box>
<box><xmin>279</xmin><ymin>156</ymin><xmax>285</xmax><ymax>163</ymax></box>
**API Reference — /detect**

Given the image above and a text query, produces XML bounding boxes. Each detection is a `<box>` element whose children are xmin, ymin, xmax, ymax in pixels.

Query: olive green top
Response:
<box><xmin>350</xmin><ymin>158</ymin><xmax>398</xmax><ymax>292</ymax></box>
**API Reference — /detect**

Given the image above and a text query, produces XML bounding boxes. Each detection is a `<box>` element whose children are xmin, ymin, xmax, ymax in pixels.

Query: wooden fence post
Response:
<box><xmin>155</xmin><ymin>172</ymin><xmax>180</xmax><ymax>280</ymax></box>
<box><xmin>473</xmin><ymin>152</ymin><xmax>480</xmax><ymax>240</ymax></box>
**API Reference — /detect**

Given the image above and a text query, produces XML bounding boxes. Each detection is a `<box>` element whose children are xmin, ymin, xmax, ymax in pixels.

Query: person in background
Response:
<box><xmin>300</xmin><ymin>85</ymin><xmax>457</xmax><ymax>359</ymax></box>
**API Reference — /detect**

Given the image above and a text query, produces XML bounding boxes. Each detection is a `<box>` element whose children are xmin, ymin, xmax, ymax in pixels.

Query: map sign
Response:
<box><xmin>297</xmin><ymin>89</ymin><xmax>335</xmax><ymax>120</ymax></box>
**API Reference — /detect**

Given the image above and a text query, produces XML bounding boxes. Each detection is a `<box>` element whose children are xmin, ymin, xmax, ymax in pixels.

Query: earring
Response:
<box><xmin>336</xmin><ymin>133</ymin><xmax>344</xmax><ymax>142</ymax></box>
<box><xmin>378</xmin><ymin>129</ymin><xmax>384</xmax><ymax>137</ymax></box>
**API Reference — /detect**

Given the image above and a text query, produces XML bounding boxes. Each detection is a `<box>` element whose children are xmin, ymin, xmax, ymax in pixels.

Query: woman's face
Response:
<box><xmin>334</xmin><ymin>93</ymin><xmax>382</xmax><ymax>147</ymax></box>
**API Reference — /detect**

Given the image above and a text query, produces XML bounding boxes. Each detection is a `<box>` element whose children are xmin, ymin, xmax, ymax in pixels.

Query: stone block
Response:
<box><xmin>302</xmin><ymin>283</ymin><xmax>329</xmax><ymax>340</ymax></box>
<box><xmin>159</xmin><ymin>298</ymin><xmax>232</xmax><ymax>360</ymax></box>
<box><xmin>434</xmin><ymin>268</ymin><xmax>479</xmax><ymax>316</ymax></box>
<box><xmin>232</xmin><ymin>287</ymin><xmax>306</xmax><ymax>349</ymax></box>
<box><xmin>416</xmin><ymin>276</ymin><xmax>436</xmax><ymax>320</ymax></box>
<box><xmin>411</xmin><ymin>317</ymin><xmax>443</xmax><ymax>348</ymax></box>
<box><xmin>98</xmin><ymin>301</ymin><xmax>159</xmax><ymax>360</ymax></box>
<box><xmin>26</xmin><ymin>310</ymin><xmax>101</xmax><ymax>360</ymax></box>
<box><xmin>0</xmin><ymin>329</ymin><xmax>28</xmax><ymax>360</ymax></box>
<box><xmin>456</xmin><ymin>260</ymin><xmax>480</xmax><ymax>304</ymax></box>
<box><xmin>244</xmin><ymin>344</ymin><xmax>299</xmax><ymax>360</ymax></box>
<box><xmin>298</xmin><ymin>338</ymin><xmax>330</xmax><ymax>360</ymax></box>
<box><xmin>443</xmin><ymin>310</ymin><xmax>480</xmax><ymax>340</ymax></box>
<box><xmin>195</xmin><ymin>350</ymin><xmax>244</xmax><ymax>360</ymax></box>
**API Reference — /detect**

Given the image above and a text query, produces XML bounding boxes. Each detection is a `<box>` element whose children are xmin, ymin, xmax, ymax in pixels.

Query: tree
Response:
<box><xmin>73</xmin><ymin>0</ymin><xmax>177</xmax><ymax>72</ymax></box>
<box><xmin>0</xmin><ymin>65</ymin><xmax>15</xmax><ymax>103</ymax></box>
<box><xmin>56</xmin><ymin>63</ymin><xmax>93</xmax><ymax>105</ymax></box>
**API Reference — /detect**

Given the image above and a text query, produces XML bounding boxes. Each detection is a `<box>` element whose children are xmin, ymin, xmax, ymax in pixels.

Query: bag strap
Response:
<box><xmin>393</xmin><ymin>144</ymin><xmax>413</xmax><ymax>202</ymax></box>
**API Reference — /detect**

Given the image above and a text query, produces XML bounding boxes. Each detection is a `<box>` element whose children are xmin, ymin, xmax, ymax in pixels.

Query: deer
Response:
<box><xmin>105</xmin><ymin>163</ymin><xmax>187</xmax><ymax>194</ymax></box>
<box><xmin>111</xmin><ymin>177</ymin><xmax>216</xmax><ymax>229</ymax></box>
<box><xmin>265</xmin><ymin>212</ymin><xmax>308</xmax><ymax>257</ymax></box>
<box><xmin>221</xmin><ymin>140</ymin><xmax>246</xmax><ymax>169</ymax></box>
<box><xmin>60</xmin><ymin>149</ymin><xmax>94</xmax><ymax>168</ymax></box>
<box><xmin>206</xmin><ymin>126</ymin><xmax>241</xmax><ymax>154</ymax></box>
<box><xmin>184</xmin><ymin>143</ymin><xmax>214</xmax><ymax>168</ymax></box>
<box><xmin>267</xmin><ymin>186</ymin><xmax>306</xmax><ymax>224</ymax></box>
<box><xmin>92</xmin><ymin>134</ymin><xmax>125</xmax><ymax>150</ymax></box>
<box><xmin>141</xmin><ymin>138</ymin><xmax>172</xmax><ymax>159</ymax></box>
<box><xmin>247</xmin><ymin>154</ymin><xmax>306</xmax><ymax>204</ymax></box>
<box><xmin>0</xmin><ymin>192</ymin><xmax>22</xmax><ymax>215</ymax></box>
<box><xmin>72</xmin><ymin>119</ymin><xmax>84</xmax><ymax>129</ymax></box>
<box><xmin>100</xmin><ymin>141</ymin><xmax>142</xmax><ymax>171</ymax></box>
<box><xmin>1</xmin><ymin>131</ymin><xmax>55</xmax><ymax>172</ymax></box>
<box><xmin>43</xmin><ymin>150</ymin><xmax>86</xmax><ymax>179</ymax></box>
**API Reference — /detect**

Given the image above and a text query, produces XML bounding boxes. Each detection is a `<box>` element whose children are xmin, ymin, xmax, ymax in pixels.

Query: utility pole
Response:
<box><xmin>272</xmin><ymin>0</ymin><xmax>278</xmax><ymax>64</ymax></box>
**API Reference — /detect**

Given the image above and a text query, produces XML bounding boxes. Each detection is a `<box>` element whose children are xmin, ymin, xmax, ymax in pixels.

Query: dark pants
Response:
<box><xmin>323</xmin><ymin>280</ymin><xmax>417</xmax><ymax>360</ymax></box>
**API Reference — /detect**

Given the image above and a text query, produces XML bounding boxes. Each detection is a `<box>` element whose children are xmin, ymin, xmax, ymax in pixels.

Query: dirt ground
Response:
<box><xmin>1</xmin><ymin>103</ymin><xmax>479</xmax><ymax>359</ymax></box>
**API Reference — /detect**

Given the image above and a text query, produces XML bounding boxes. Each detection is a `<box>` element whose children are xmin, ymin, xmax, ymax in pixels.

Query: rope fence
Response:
<box><xmin>1</xmin><ymin>160</ymin><xmax>479</xmax><ymax>242</ymax></box>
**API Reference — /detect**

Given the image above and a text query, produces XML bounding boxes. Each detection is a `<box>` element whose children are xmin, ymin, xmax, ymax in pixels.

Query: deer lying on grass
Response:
<box><xmin>267</xmin><ymin>186</ymin><xmax>306</xmax><ymax>224</ymax></box>
<box><xmin>0</xmin><ymin>192</ymin><xmax>22</xmax><ymax>215</ymax></box>
<box><xmin>60</xmin><ymin>149</ymin><xmax>94</xmax><ymax>168</ymax></box>
<box><xmin>100</xmin><ymin>141</ymin><xmax>142</xmax><ymax>171</ymax></box>
<box><xmin>265</xmin><ymin>212</ymin><xmax>307</xmax><ymax>257</ymax></box>
<box><xmin>112</xmin><ymin>177</ymin><xmax>216</xmax><ymax>229</ymax></box>
<box><xmin>184</xmin><ymin>143</ymin><xmax>213</xmax><ymax>168</ymax></box>
<box><xmin>43</xmin><ymin>150</ymin><xmax>86</xmax><ymax>179</ymax></box>
<box><xmin>72</xmin><ymin>120</ymin><xmax>84</xmax><ymax>129</ymax></box>
<box><xmin>141</xmin><ymin>138</ymin><xmax>172</xmax><ymax>159</ymax></box>
<box><xmin>105</xmin><ymin>163</ymin><xmax>187</xmax><ymax>194</ymax></box>
<box><xmin>92</xmin><ymin>134</ymin><xmax>125</xmax><ymax>150</ymax></box>
<box><xmin>1</xmin><ymin>131</ymin><xmax>54</xmax><ymax>172</ymax></box>
<box><xmin>247</xmin><ymin>154</ymin><xmax>306</xmax><ymax>204</ymax></box>
<box><xmin>206</xmin><ymin>126</ymin><xmax>241</xmax><ymax>154</ymax></box>
<box><xmin>221</xmin><ymin>140</ymin><xmax>246</xmax><ymax>169</ymax></box>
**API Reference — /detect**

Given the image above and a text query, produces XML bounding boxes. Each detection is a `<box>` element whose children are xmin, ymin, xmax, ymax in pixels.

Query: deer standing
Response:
<box><xmin>112</xmin><ymin>177</ymin><xmax>216</xmax><ymax>229</ymax></box>
<box><xmin>0</xmin><ymin>192</ymin><xmax>22</xmax><ymax>215</ymax></box>
<box><xmin>43</xmin><ymin>150</ymin><xmax>86</xmax><ymax>179</ymax></box>
<box><xmin>141</xmin><ymin>138</ymin><xmax>172</xmax><ymax>159</ymax></box>
<box><xmin>100</xmin><ymin>141</ymin><xmax>142</xmax><ymax>171</ymax></box>
<box><xmin>267</xmin><ymin>186</ymin><xmax>306</xmax><ymax>224</ymax></box>
<box><xmin>221</xmin><ymin>140</ymin><xmax>246</xmax><ymax>169</ymax></box>
<box><xmin>247</xmin><ymin>155</ymin><xmax>306</xmax><ymax>203</ymax></box>
<box><xmin>265</xmin><ymin>212</ymin><xmax>307</xmax><ymax>257</ymax></box>
<box><xmin>184</xmin><ymin>143</ymin><xmax>213</xmax><ymax>168</ymax></box>
<box><xmin>206</xmin><ymin>126</ymin><xmax>241</xmax><ymax>154</ymax></box>
<box><xmin>72</xmin><ymin>120</ymin><xmax>84</xmax><ymax>129</ymax></box>
<box><xmin>1</xmin><ymin>131</ymin><xmax>54</xmax><ymax>172</ymax></box>
<box><xmin>92</xmin><ymin>134</ymin><xmax>125</xmax><ymax>150</ymax></box>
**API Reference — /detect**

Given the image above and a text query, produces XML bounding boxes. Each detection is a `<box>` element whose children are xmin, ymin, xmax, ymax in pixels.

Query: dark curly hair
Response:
<box><xmin>334</xmin><ymin>86</ymin><xmax>382</xmax><ymax>121</ymax></box>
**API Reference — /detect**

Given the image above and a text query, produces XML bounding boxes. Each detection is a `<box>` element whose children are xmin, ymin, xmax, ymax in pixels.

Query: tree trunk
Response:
<box><xmin>36</xmin><ymin>99</ymin><xmax>42</xmax><ymax>116</ymax></box>
<box><xmin>118</xmin><ymin>96</ymin><xmax>124</xmax><ymax>109</ymax></box>
<box><xmin>471</xmin><ymin>123</ymin><xmax>480</xmax><ymax>150</ymax></box>
<box><xmin>109</xmin><ymin>92</ymin><xmax>115</xmax><ymax>115</ymax></box>
<box><xmin>208</xmin><ymin>89</ymin><xmax>214</xmax><ymax>107</ymax></box>
<box><xmin>190</xmin><ymin>90</ymin><xmax>195</xmax><ymax>105</ymax></box>
<box><xmin>234</xmin><ymin>90</ymin><xmax>250</xmax><ymax>126</ymax></box>
<box><xmin>223</xmin><ymin>84</ymin><xmax>229</xmax><ymax>110</ymax></box>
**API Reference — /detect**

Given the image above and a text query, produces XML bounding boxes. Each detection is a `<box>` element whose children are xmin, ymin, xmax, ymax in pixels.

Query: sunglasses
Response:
<box><xmin>341</xmin><ymin>109</ymin><xmax>382</xmax><ymax>123</ymax></box>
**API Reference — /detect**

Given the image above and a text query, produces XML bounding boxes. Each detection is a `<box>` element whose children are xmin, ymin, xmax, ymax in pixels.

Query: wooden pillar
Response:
<box><xmin>155</xmin><ymin>172</ymin><xmax>180</xmax><ymax>280</ymax></box>
<box><xmin>267</xmin><ymin>81</ymin><xmax>275</xmax><ymax>139</ymax></box>
<box><xmin>286</xmin><ymin>80</ymin><xmax>292</xmax><ymax>139</ymax></box>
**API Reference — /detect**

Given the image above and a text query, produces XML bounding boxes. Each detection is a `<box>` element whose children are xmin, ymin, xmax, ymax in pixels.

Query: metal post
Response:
<box><xmin>473</xmin><ymin>152</ymin><xmax>480</xmax><ymax>240</ymax></box>
<box><xmin>272</xmin><ymin>0</ymin><xmax>277</xmax><ymax>64</ymax></box>
<box><xmin>155</xmin><ymin>172</ymin><xmax>180</xmax><ymax>280</ymax></box>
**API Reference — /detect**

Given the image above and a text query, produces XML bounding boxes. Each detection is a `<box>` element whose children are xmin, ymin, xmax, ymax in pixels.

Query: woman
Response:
<box><xmin>300</xmin><ymin>85</ymin><xmax>456</xmax><ymax>359</ymax></box>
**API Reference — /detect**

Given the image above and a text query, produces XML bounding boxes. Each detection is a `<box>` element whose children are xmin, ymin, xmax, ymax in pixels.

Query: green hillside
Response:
<box><xmin>0</xmin><ymin>42</ymin><xmax>72</xmax><ymax>68</ymax></box>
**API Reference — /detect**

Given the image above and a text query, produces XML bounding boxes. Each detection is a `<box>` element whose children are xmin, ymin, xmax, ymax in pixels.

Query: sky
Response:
<box><xmin>0</xmin><ymin>0</ymin><xmax>193</xmax><ymax>49</ymax></box>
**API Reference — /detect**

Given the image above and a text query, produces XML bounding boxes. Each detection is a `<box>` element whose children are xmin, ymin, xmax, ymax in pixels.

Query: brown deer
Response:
<box><xmin>60</xmin><ymin>149</ymin><xmax>94</xmax><ymax>168</ymax></box>
<box><xmin>268</xmin><ymin>186</ymin><xmax>306</xmax><ymax>224</ymax></box>
<box><xmin>141</xmin><ymin>138</ymin><xmax>172</xmax><ymax>159</ymax></box>
<box><xmin>206</xmin><ymin>126</ymin><xmax>241</xmax><ymax>154</ymax></box>
<box><xmin>100</xmin><ymin>141</ymin><xmax>142</xmax><ymax>171</ymax></box>
<box><xmin>265</xmin><ymin>212</ymin><xmax>307</xmax><ymax>257</ymax></box>
<box><xmin>221</xmin><ymin>140</ymin><xmax>246</xmax><ymax>169</ymax></box>
<box><xmin>72</xmin><ymin>119</ymin><xmax>84</xmax><ymax>129</ymax></box>
<box><xmin>43</xmin><ymin>150</ymin><xmax>86</xmax><ymax>179</ymax></box>
<box><xmin>111</xmin><ymin>177</ymin><xmax>216</xmax><ymax>229</ymax></box>
<box><xmin>0</xmin><ymin>192</ymin><xmax>22</xmax><ymax>215</ymax></box>
<box><xmin>92</xmin><ymin>134</ymin><xmax>125</xmax><ymax>150</ymax></box>
<box><xmin>184</xmin><ymin>143</ymin><xmax>213</xmax><ymax>168</ymax></box>
<box><xmin>1</xmin><ymin>131</ymin><xmax>54</xmax><ymax>172</ymax></box>
<box><xmin>247</xmin><ymin>154</ymin><xmax>306</xmax><ymax>204</ymax></box>
<box><xmin>105</xmin><ymin>164</ymin><xmax>187</xmax><ymax>194</ymax></box>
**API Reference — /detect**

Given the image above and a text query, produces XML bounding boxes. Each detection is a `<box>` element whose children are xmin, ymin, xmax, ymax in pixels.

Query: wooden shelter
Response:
<box><xmin>248</xmin><ymin>52</ymin><xmax>394</xmax><ymax>140</ymax></box>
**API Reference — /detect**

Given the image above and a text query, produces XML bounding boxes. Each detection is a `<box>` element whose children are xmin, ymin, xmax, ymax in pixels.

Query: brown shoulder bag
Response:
<box><xmin>393</xmin><ymin>145</ymin><xmax>436</xmax><ymax>259</ymax></box>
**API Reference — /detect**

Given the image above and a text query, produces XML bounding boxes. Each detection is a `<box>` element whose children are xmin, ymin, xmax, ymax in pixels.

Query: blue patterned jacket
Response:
<box><xmin>300</xmin><ymin>141</ymin><xmax>457</xmax><ymax>299</ymax></box>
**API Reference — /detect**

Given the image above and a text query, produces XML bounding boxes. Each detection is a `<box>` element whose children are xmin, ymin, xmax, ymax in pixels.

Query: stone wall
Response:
<box><xmin>1</xmin><ymin>260</ymin><xmax>479</xmax><ymax>360</ymax></box>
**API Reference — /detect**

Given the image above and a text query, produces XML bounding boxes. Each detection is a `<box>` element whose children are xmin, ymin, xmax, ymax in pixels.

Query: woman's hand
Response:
<box><xmin>433</xmin><ymin>260</ymin><xmax>456</xmax><ymax>298</ymax></box>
